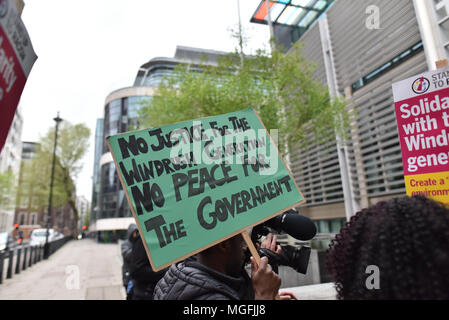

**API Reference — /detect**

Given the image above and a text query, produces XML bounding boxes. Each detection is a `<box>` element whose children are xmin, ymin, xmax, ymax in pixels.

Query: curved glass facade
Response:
<box><xmin>99</xmin><ymin>95</ymin><xmax>151</xmax><ymax>221</ymax></box>
<box><xmin>142</xmin><ymin>66</ymin><xmax>174</xmax><ymax>87</ymax></box>
<box><xmin>101</xmin><ymin>95</ymin><xmax>151</xmax><ymax>157</ymax></box>
<box><xmin>95</xmin><ymin>47</ymin><xmax>226</xmax><ymax>230</ymax></box>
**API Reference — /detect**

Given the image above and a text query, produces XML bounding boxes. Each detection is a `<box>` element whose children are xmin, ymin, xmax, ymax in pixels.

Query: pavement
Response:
<box><xmin>283</xmin><ymin>283</ymin><xmax>337</xmax><ymax>300</ymax></box>
<box><xmin>0</xmin><ymin>238</ymin><xmax>125</xmax><ymax>300</ymax></box>
<box><xmin>0</xmin><ymin>238</ymin><xmax>336</xmax><ymax>300</ymax></box>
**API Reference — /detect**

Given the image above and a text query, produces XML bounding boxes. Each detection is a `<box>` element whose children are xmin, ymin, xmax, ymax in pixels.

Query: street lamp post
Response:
<box><xmin>44</xmin><ymin>112</ymin><xmax>63</xmax><ymax>259</ymax></box>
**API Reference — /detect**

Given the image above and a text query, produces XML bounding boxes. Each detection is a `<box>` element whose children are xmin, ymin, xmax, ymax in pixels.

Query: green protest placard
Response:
<box><xmin>106</xmin><ymin>108</ymin><xmax>305</xmax><ymax>271</ymax></box>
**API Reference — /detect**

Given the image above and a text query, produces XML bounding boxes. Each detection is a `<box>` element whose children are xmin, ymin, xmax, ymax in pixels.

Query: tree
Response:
<box><xmin>22</xmin><ymin>122</ymin><xmax>90</xmax><ymax>237</ymax></box>
<box><xmin>137</xmin><ymin>43</ymin><xmax>349</xmax><ymax>156</ymax></box>
<box><xmin>0</xmin><ymin>170</ymin><xmax>16</xmax><ymax>211</ymax></box>
<box><xmin>83</xmin><ymin>208</ymin><xmax>90</xmax><ymax>229</ymax></box>
<box><xmin>16</xmin><ymin>148</ymin><xmax>62</xmax><ymax>213</ymax></box>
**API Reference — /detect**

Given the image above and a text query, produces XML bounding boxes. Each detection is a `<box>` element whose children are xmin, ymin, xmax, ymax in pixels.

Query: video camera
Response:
<box><xmin>246</xmin><ymin>209</ymin><xmax>317</xmax><ymax>274</ymax></box>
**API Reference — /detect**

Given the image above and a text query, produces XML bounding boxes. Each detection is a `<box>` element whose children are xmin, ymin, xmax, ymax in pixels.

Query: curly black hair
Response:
<box><xmin>326</xmin><ymin>195</ymin><xmax>449</xmax><ymax>300</ymax></box>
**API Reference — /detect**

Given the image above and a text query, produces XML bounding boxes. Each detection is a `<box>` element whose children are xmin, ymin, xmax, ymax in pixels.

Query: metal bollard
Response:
<box><xmin>6</xmin><ymin>249</ymin><xmax>14</xmax><ymax>279</ymax></box>
<box><xmin>22</xmin><ymin>246</ymin><xmax>28</xmax><ymax>271</ymax></box>
<box><xmin>15</xmin><ymin>246</ymin><xmax>22</xmax><ymax>274</ymax></box>
<box><xmin>29</xmin><ymin>246</ymin><xmax>33</xmax><ymax>267</ymax></box>
<box><xmin>34</xmin><ymin>246</ymin><xmax>38</xmax><ymax>264</ymax></box>
<box><xmin>0</xmin><ymin>251</ymin><xmax>4</xmax><ymax>284</ymax></box>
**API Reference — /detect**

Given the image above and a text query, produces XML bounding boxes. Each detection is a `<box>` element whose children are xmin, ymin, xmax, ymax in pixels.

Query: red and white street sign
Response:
<box><xmin>0</xmin><ymin>0</ymin><xmax>37</xmax><ymax>152</ymax></box>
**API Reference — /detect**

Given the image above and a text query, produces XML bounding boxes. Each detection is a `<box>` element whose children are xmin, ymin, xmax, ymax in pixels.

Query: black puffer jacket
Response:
<box><xmin>153</xmin><ymin>257</ymin><xmax>254</xmax><ymax>300</ymax></box>
<box><xmin>129</xmin><ymin>233</ymin><xmax>167</xmax><ymax>300</ymax></box>
<box><xmin>121</xmin><ymin>223</ymin><xmax>137</xmax><ymax>287</ymax></box>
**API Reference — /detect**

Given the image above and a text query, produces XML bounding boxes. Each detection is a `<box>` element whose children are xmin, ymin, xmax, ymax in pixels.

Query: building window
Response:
<box><xmin>351</xmin><ymin>42</ymin><xmax>423</xmax><ymax>92</ymax></box>
<box><xmin>315</xmin><ymin>218</ymin><xmax>345</xmax><ymax>234</ymax></box>
<box><xmin>312</xmin><ymin>217</ymin><xmax>345</xmax><ymax>250</ymax></box>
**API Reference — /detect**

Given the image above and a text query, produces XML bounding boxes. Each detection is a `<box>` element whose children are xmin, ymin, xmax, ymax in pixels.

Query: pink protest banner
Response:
<box><xmin>392</xmin><ymin>66</ymin><xmax>449</xmax><ymax>205</ymax></box>
<box><xmin>0</xmin><ymin>0</ymin><xmax>37</xmax><ymax>152</ymax></box>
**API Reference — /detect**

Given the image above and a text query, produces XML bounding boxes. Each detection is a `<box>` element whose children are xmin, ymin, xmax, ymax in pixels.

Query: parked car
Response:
<box><xmin>54</xmin><ymin>232</ymin><xmax>64</xmax><ymax>240</ymax></box>
<box><xmin>29</xmin><ymin>228</ymin><xmax>56</xmax><ymax>246</ymax></box>
<box><xmin>0</xmin><ymin>232</ymin><xmax>15</xmax><ymax>252</ymax></box>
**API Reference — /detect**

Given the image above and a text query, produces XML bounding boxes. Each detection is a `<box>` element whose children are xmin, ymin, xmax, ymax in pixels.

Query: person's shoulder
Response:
<box><xmin>178</xmin><ymin>260</ymin><xmax>243</xmax><ymax>300</ymax></box>
<box><xmin>153</xmin><ymin>262</ymin><xmax>198</xmax><ymax>300</ymax></box>
<box><xmin>154</xmin><ymin>260</ymin><xmax>232</xmax><ymax>300</ymax></box>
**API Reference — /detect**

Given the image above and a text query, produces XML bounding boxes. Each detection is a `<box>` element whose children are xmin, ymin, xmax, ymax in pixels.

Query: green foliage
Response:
<box><xmin>40</xmin><ymin>122</ymin><xmax>91</xmax><ymax>178</ymax></box>
<box><xmin>138</xmin><ymin>43</ymin><xmax>349</xmax><ymax>155</ymax></box>
<box><xmin>0</xmin><ymin>170</ymin><xmax>16</xmax><ymax>210</ymax></box>
<box><xmin>18</xmin><ymin>122</ymin><xmax>90</xmax><ymax>232</ymax></box>
<box><xmin>17</xmin><ymin>148</ymin><xmax>64</xmax><ymax>211</ymax></box>
<box><xmin>21</xmin><ymin>149</ymin><xmax>73</xmax><ymax>211</ymax></box>
<box><xmin>83</xmin><ymin>208</ymin><xmax>90</xmax><ymax>228</ymax></box>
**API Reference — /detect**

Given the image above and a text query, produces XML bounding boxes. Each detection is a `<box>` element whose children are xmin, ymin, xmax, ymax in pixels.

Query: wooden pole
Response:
<box><xmin>241</xmin><ymin>230</ymin><xmax>261</xmax><ymax>265</ymax></box>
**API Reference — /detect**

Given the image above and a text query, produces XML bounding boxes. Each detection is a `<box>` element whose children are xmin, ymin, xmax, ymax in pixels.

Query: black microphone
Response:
<box><xmin>264</xmin><ymin>209</ymin><xmax>317</xmax><ymax>241</ymax></box>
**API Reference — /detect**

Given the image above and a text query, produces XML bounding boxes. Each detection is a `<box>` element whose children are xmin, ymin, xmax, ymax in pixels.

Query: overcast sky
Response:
<box><xmin>19</xmin><ymin>0</ymin><xmax>270</xmax><ymax>202</ymax></box>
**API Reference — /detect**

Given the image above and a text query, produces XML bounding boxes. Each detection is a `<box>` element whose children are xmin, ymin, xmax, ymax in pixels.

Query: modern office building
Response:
<box><xmin>93</xmin><ymin>85</ymin><xmax>155</xmax><ymax>238</ymax></box>
<box><xmin>91</xmin><ymin>46</ymin><xmax>228</xmax><ymax>240</ymax></box>
<box><xmin>0</xmin><ymin>107</ymin><xmax>23</xmax><ymax>233</ymax></box>
<box><xmin>90</xmin><ymin>118</ymin><xmax>103</xmax><ymax>224</ymax></box>
<box><xmin>0</xmin><ymin>108</ymin><xmax>23</xmax><ymax>178</ymax></box>
<box><xmin>250</xmin><ymin>0</ymin><xmax>449</xmax><ymax>234</ymax></box>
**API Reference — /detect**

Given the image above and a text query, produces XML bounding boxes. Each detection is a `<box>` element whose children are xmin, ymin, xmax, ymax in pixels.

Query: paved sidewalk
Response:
<box><xmin>283</xmin><ymin>282</ymin><xmax>337</xmax><ymax>300</ymax></box>
<box><xmin>0</xmin><ymin>237</ymin><xmax>336</xmax><ymax>300</ymax></box>
<box><xmin>0</xmin><ymin>239</ymin><xmax>125</xmax><ymax>300</ymax></box>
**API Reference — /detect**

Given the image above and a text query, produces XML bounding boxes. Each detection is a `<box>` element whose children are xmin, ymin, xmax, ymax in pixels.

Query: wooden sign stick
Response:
<box><xmin>242</xmin><ymin>230</ymin><xmax>261</xmax><ymax>265</ymax></box>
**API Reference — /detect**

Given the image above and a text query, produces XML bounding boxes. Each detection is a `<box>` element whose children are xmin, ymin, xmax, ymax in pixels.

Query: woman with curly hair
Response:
<box><xmin>326</xmin><ymin>195</ymin><xmax>449</xmax><ymax>299</ymax></box>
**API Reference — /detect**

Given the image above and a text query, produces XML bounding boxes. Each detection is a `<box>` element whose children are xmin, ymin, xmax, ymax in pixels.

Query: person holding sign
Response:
<box><xmin>106</xmin><ymin>109</ymin><xmax>306</xmax><ymax>273</ymax></box>
<box><xmin>153</xmin><ymin>233</ymin><xmax>282</xmax><ymax>300</ymax></box>
<box><xmin>129</xmin><ymin>230</ymin><xmax>168</xmax><ymax>300</ymax></box>
<box><xmin>121</xmin><ymin>223</ymin><xmax>138</xmax><ymax>299</ymax></box>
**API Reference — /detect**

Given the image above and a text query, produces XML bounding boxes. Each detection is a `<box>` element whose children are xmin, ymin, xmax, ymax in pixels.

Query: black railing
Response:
<box><xmin>0</xmin><ymin>236</ymin><xmax>72</xmax><ymax>285</ymax></box>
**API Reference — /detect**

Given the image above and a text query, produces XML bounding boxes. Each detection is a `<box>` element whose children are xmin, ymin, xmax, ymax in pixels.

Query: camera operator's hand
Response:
<box><xmin>250</xmin><ymin>256</ymin><xmax>281</xmax><ymax>300</ymax></box>
<box><xmin>259</xmin><ymin>233</ymin><xmax>281</xmax><ymax>254</ymax></box>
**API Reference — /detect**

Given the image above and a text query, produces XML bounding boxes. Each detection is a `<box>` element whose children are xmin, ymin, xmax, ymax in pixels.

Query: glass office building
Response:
<box><xmin>91</xmin><ymin>46</ymin><xmax>227</xmax><ymax>240</ymax></box>
<box><xmin>250</xmin><ymin>0</ymin><xmax>449</xmax><ymax>222</ymax></box>
<box><xmin>248</xmin><ymin>0</ymin><xmax>449</xmax><ymax>285</ymax></box>
<box><xmin>90</xmin><ymin>119</ymin><xmax>103</xmax><ymax>223</ymax></box>
<box><xmin>91</xmin><ymin>86</ymin><xmax>155</xmax><ymax>239</ymax></box>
